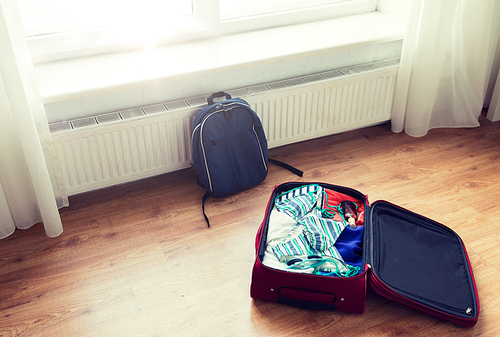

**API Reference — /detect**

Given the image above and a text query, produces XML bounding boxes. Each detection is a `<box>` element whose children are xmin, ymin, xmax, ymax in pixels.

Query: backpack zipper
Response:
<box><xmin>191</xmin><ymin>102</ymin><xmax>249</xmax><ymax>142</ymax></box>
<box><xmin>253</xmin><ymin>123</ymin><xmax>268</xmax><ymax>171</ymax></box>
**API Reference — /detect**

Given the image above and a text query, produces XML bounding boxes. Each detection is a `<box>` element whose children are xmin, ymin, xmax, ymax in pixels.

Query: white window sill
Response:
<box><xmin>34</xmin><ymin>11</ymin><xmax>406</xmax><ymax>123</ymax></box>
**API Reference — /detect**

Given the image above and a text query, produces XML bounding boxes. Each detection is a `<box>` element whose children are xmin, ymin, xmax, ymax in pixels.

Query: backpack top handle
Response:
<box><xmin>207</xmin><ymin>91</ymin><xmax>232</xmax><ymax>105</ymax></box>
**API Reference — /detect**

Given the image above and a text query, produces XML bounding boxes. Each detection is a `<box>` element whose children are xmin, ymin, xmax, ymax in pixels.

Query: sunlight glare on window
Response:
<box><xmin>17</xmin><ymin>0</ymin><xmax>193</xmax><ymax>37</ymax></box>
<box><xmin>105</xmin><ymin>1</ymin><xmax>195</xmax><ymax>48</ymax></box>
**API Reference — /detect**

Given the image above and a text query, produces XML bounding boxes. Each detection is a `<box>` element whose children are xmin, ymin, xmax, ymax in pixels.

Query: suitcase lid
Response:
<box><xmin>365</xmin><ymin>200</ymin><xmax>479</xmax><ymax>326</ymax></box>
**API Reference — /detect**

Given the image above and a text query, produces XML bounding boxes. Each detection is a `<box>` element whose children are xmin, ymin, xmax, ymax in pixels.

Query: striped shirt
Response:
<box><xmin>272</xmin><ymin>184</ymin><xmax>348</xmax><ymax>265</ymax></box>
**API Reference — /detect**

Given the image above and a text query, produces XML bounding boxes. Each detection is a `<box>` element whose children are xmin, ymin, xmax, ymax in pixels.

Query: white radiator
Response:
<box><xmin>50</xmin><ymin>59</ymin><xmax>399</xmax><ymax>195</ymax></box>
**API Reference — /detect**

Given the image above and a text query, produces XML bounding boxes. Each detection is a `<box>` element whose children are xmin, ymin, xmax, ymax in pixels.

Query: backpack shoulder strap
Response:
<box><xmin>200</xmin><ymin>161</ymin><xmax>302</xmax><ymax>228</ymax></box>
<box><xmin>202</xmin><ymin>192</ymin><xmax>211</xmax><ymax>228</ymax></box>
<box><xmin>268</xmin><ymin>158</ymin><xmax>304</xmax><ymax>177</ymax></box>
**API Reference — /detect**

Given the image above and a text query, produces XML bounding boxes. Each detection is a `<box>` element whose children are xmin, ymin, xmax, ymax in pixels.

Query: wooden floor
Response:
<box><xmin>1</xmin><ymin>114</ymin><xmax>500</xmax><ymax>336</ymax></box>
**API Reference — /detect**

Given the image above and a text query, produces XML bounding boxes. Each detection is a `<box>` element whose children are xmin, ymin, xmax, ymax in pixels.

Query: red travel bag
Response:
<box><xmin>250</xmin><ymin>182</ymin><xmax>479</xmax><ymax>327</ymax></box>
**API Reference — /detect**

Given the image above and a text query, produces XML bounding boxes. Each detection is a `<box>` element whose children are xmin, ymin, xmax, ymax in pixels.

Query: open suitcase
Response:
<box><xmin>250</xmin><ymin>182</ymin><xmax>479</xmax><ymax>327</ymax></box>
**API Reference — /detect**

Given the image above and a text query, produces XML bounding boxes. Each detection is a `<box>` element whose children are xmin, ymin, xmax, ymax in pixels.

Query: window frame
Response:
<box><xmin>24</xmin><ymin>0</ymin><xmax>377</xmax><ymax>63</ymax></box>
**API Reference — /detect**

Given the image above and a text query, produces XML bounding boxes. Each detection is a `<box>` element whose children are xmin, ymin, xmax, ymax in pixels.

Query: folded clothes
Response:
<box><xmin>268</xmin><ymin>184</ymin><xmax>363</xmax><ymax>277</ymax></box>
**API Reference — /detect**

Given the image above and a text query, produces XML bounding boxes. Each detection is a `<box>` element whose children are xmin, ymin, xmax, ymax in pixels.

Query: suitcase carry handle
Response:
<box><xmin>208</xmin><ymin>91</ymin><xmax>232</xmax><ymax>105</ymax></box>
<box><xmin>277</xmin><ymin>287</ymin><xmax>337</xmax><ymax>311</ymax></box>
<box><xmin>278</xmin><ymin>287</ymin><xmax>337</xmax><ymax>303</ymax></box>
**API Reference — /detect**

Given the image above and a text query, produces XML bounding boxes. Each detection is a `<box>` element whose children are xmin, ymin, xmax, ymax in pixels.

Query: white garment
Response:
<box><xmin>263</xmin><ymin>209</ymin><xmax>307</xmax><ymax>273</ymax></box>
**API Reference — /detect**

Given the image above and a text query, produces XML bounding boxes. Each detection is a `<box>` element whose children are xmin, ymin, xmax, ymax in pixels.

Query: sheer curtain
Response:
<box><xmin>391</xmin><ymin>0</ymin><xmax>500</xmax><ymax>137</ymax></box>
<box><xmin>0</xmin><ymin>0</ymin><xmax>67</xmax><ymax>239</ymax></box>
<box><xmin>487</xmin><ymin>67</ymin><xmax>500</xmax><ymax>122</ymax></box>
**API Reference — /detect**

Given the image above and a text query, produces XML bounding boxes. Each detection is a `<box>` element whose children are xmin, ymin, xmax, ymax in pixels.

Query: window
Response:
<box><xmin>19</xmin><ymin>0</ymin><xmax>377</xmax><ymax>62</ymax></box>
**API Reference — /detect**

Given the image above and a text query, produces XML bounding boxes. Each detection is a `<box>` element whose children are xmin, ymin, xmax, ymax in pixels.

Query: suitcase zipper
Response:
<box><xmin>366</xmin><ymin>200</ymin><xmax>478</xmax><ymax>325</ymax></box>
<box><xmin>369</xmin><ymin>270</ymin><xmax>475</xmax><ymax>320</ymax></box>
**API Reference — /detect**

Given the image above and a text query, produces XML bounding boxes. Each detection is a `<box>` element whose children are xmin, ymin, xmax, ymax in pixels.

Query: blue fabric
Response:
<box><xmin>335</xmin><ymin>224</ymin><xmax>364</xmax><ymax>270</ymax></box>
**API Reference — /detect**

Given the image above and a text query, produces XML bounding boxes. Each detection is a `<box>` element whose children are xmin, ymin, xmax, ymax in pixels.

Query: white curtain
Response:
<box><xmin>391</xmin><ymin>0</ymin><xmax>500</xmax><ymax>137</ymax></box>
<box><xmin>487</xmin><ymin>67</ymin><xmax>500</xmax><ymax>122</ymax></box>
<box><xmin>0</xmin><ymin>0</ymin><xmax>67</xmax><ymax>239</ymax></box>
